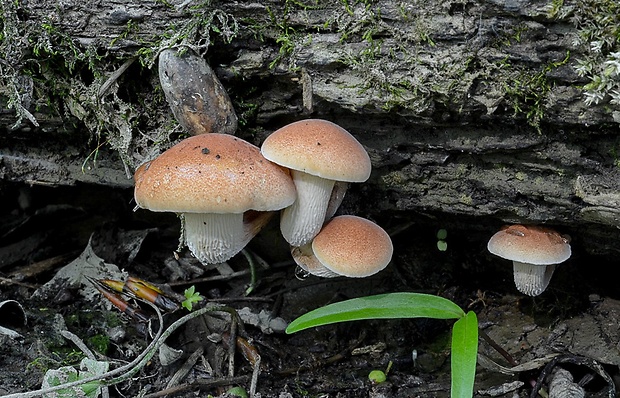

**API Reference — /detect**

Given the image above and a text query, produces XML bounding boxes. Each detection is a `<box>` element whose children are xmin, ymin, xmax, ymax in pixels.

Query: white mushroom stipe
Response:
<box><xmin>280</xmin><ymin>170</ymin><xmax>335</xmax><ymax>247</ymax></box>
<box><xmin>184</xmin><ymin>213</ymin><xmax>244</xmax><ymax>264</ymax></box>
<box><xmin>512</xmin><ymin>261</ymin><xmax>556</xmax><ymax>297</ymax></box>
<box><xmin>291</xmin><ymin>243</ymin><xmax>340</xmax><ymax>278</ymax></box>
<box><xmin>184</xmin><ymin>211</ymin><xmax>275</xmax><ymax>264</ymax></box>
<box><xmin>325</xmin><ymin>181</ymin><xmax>349</xmax><ymax>221</ymax></box>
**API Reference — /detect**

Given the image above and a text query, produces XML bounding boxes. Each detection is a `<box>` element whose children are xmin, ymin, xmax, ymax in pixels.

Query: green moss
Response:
<box><xmin>241</xmin><ymin>0</ymin><xmax>329</xmax><ymax>71</ymax></box>
<box><xmin>0</xmin><ymin>0</ymin><xmax>240</xmax><ymax>173</ymax></box>
<box><xmin>86</xmin><ymin>335</ymin><xmax>111</xmax><ymax>355</ymax></box>
<box><xmin>1</xmin><ymin>0</ymin><xmax>100</xmax><ymax>128</ymax></box>
<box><xmin>547</xmin><ymin>0</ymin><xmax>620</xmax><ymax>106</ymax></box>
<box><xmin>609</xmin><ymin>144</ymin><xmax>620</xmax><ymax>168</ymax></box>
<box><xmin>109</xmin><ymin>19</ymin><xmax>140</xmax><ymax>48</ymax></box>
<box><xmin>328</xmin><ymin>2</ymin><xmax>485</xmax><ymax>114</ymax></box>
<box><xmin>266</xmin><ymin>4</ymin><xmax>299</xmax><ymax>70</ymax></box>
<box><xmin>27</xmin><ymin>347</ymin><xmax>87</xmax><ymax>373</ymax></box>
<box><xmin>502</xmin><ymin>51</ymin><xmax>571</xmax><ymax>131</ymax></box>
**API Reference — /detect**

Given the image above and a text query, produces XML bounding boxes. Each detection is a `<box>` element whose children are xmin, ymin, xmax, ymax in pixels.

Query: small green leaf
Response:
<box><xmin>182</xmin><ymin>286</ymin><xmax>203</xmax><ymax>311</ymax></box>
<box><xmin>437</xmin><ymin>240</ymin><xmax>448</xmax><ymax>251</ymax></box>
<box><xmin>368</xmin><ymin>369</ymin><xmax>386</xmax><ymax>384</ymax></box>
<box><xmin>227</xmin><ymin>386</ymin><xmax>249</xmax><ymax>398</ymax></box>
<box><xmin>286</xmin><ymin>293</ymin><xmax>465</xmax><ymax>334</ymax></box>
<box><xmin>451</xmin><ymin>311</ymin><xmax>478</xmax><ymax>398</ymax></box>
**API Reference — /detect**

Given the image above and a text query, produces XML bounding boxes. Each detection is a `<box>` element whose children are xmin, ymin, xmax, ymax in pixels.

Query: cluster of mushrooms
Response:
<box><xmin>134</xmin><ymin>118</ymin><xmax>394</xmax><ymax>279</ymax></box>
<box><xmin>136</xmin><ymin>46</ymin><xmax>571</xmax><ymax>293</ymax></box>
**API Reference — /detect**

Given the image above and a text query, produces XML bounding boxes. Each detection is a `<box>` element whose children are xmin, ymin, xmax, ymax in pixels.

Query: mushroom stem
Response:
<box><xmin>512</xmin><ymin>261</ymin><xmax>557</xmax><ymax>297</ymax></box>
<box><xmin>184</xmin><ymin>213</ymin><xmax>244</xmax><ymax>264</ymax></box>
<box><xmin>290</xmin><ymin>243</ymin><xmax>340</xmax><ymax>278</ymax></box>
<box><xmin>243</xmin><ymin>210</ymin><xmax>275</xmax><ymax>238</ymax></box>
<box><xmin>325</xmin><ymin>181</ymin><xmax>349</xmax><ymax>220</ymax></box>
<box><xmin>280</xmin><ymin>170</ymin><xmax>335</xmax><ymax>246</ymax></box>
<box><xmin>184</xmin><ymin>212</ymin><xmax>273</xmax><ymax>265</ymax></box>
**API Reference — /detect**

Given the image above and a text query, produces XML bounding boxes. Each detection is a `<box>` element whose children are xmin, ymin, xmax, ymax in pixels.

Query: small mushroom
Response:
<box><xmin>487</xmin><ymin>224</ymin><xmax>571</xmax><ymax>296</ymax></box>
<box><xmin>134</xmin><ymin>133</ymin><xmax>296</xmax><ymax>265</ymax></box>
<box><xmin>291</xmin><ymin>215</ymin><xmax>393</xmax><ymax>278</ymax></box>
<box><xmin>261</xmin><ymin>119</ymin><xmax>371</xmax><ymax>246</ymax></box>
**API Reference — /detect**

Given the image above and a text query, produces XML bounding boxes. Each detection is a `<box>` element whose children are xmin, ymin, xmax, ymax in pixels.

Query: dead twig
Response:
<box><xmin>0</xmin><ymin>276</ymin><xmax>39</xmax><ymax>289</ymax></box>
<box><xmin>249</xmin><ymin>355</ymin><xmax>261</xmax><ymax>398</ymax></box>
<box><xmin>141</xmin><ymin>375</ymin><xmax>251</xmax><ymax>398</ymax></box>
<box><xmin>206</xmin><ymin>296</ymin><xmax>274</xmax><ymax>303</ymax></box>
<box><xmin>168</xmin><ymin>269</ymin><xmax>252</xmax><ymax>286</ymax></box>
<box><xmin>479</xmin><ymin>329</ymin><xmax>519</xmax><ymax>367</ymax></box>
<box><xmin>165</xmin><ymin>346</ymin><xmax>204</xmax><ymax>389</ymax></box>
<box><xmin>97</xmin><ymin>58</ymin><xmax>136</xmax><ymax>100</ymax></box>
<box><xmin>227</xmin><ymin>310</ymin><xmax>238</xmax><ymax>377</ymax></box>
<box><xmin>1</xmin><ymin>251</ymin><xmax>78</xmax><ymax>287</ymax></box>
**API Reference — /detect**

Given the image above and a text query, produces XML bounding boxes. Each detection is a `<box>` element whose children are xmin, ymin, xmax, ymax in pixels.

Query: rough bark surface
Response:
<box><xmin>1</xmin><ymin>0</ymin><xmax>620</xmax><ymax>254</ymax></box>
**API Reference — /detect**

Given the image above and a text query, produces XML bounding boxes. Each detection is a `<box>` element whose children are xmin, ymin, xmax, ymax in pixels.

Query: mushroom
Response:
<box><xmin>261</xmin><ymin>119</ymin><xmax>371</xmax><ymax>246</ymax></box>
<box><xmin>487</xmin><ymin>224</ymin><xmax>571</xmax><ymax>296</ymax></box>
<box><xmin>134</xmin><ymin>133</ymin><xmax>296</xmax><ymax>265</ymax></box>
<box><xmin>291</xmin><ymin>215</ymin><xmax>393</xmax><ymax>278</ymax></box>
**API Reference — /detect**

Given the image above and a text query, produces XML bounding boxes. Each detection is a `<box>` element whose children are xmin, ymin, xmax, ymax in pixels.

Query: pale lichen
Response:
<box><xmin>547</xmin><ymin>0</ymin><xmax>620</xmax><ymax>106</ymax></box>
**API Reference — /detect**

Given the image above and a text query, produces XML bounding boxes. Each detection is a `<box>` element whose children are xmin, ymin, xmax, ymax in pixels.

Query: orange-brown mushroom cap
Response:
<box><xmin>311</xmin><ymin>215</ymin><xmax>393</xmax><ymax>278</ymax></box>
<box><xmin>487</xmin><ymin>224</ymin><xmax>571</xmax><ymax>296</ymax></box>
<box><xmin>134</xmin><ymin>134</ymin><xmax>296</xmax><ymax>264</ymax></box>
<box><xmin>135</xmin><ymin>134</ymin><xmax>296</xmax><ymax>214</ymax></box>
<box><xmin>487</xmin><ymin>225</ymin><xmax>571</xmax><ymax>265</ymax></box>
<box><xmin>261</xmin><ymin>119</ymin><xmax>371</xmax><ymax>182</ymax></box>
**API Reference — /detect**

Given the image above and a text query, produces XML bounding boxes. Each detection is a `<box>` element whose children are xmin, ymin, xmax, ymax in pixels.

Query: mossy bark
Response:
<box><xmin>1</xmin><ymin>0</ymin><xmax>620</xmax><ymax>255</ymax></box>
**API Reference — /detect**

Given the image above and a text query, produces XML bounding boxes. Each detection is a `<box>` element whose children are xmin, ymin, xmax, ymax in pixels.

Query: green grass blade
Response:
<box><xmin>450</xmin><ymin>311</ymin><xmax>478</xmax><ymax>398</ymax></box>
<box><xmin>286</xmin><ymin>292</ymin><xmax>466</xmax><ymax>334</ymax></box>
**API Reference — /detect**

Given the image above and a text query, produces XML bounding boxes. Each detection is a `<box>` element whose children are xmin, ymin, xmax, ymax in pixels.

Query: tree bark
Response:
<box><xmin>1</xmin><ymin>0</ymin><xmax>620</xmax><ymax>255</ymax></box>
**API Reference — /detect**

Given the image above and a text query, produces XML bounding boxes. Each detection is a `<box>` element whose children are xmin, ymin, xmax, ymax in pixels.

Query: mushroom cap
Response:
<box><xmin>312</xmin><ymin>215</ymin><xmax>393</xmax><ymax>277</ymax></box>
<box><xmin>487</xmin><ymin>224</ymin><xmax>571</xmax><ymax>265</ymax></box>
<box><xmin>134</xmin><ymin>134</ymin><xmax>296</xmax><ymax>214</ymax></box>
<box><xmin>261</xmin><ymin>119</ymin><xmax>371</xmax><ymax>182</ymax></box>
